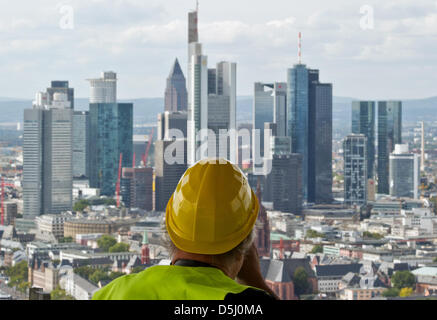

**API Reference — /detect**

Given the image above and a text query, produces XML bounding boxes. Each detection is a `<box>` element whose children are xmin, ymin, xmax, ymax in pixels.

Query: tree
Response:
<box><xmin>109</xmin><ymin>243</ymin><xmax>130</xmax><ymax>253</ymax></box>
<box><xmin>73</xmin><ymin>199</ymin><xmax>90</xmax><ymax>212</ymax></box>
<box><xmin>97</xmin><ymin>235</ymin><xmax>117</xmax><ymax>252</ymax></box>
<box><xmin>58</xmin><ymin>237</ymin><xmax>73</xmax><ymax>244</ymax></box>
<box><xmin>431</xmin><ymin>197</ymin><xmax>437</xmax><ymax>215</ymax></box>
<box><xmin>51</xmin><ymin>286</ymin><xmax>75</xmax><ymax>300</ymax></box>
<box><xmin>363</xmin><ymin>231</ymin><xmax>384</xmax><ymax>240</ymax></box>
<box><xmin>391</xmin><ymin>271</ymin><xmax>416</xmax><ymax>290</ymax></box>
<box><xmin>433</xmin><ymin>257</ymin><xmax>437</xmax><ymax>263</ymax></box>
<box><xmin>399</xmin><ymin>287</ymin><xmax>413</xmax><ymax>298</ymax></box>
<box><xmin>305</xmin><ymin>230</ymin><xmax>324</xmax><ymax>239</ymax></box>
<box><xmin>5</xmin><ymin>261</ymin><xmax>28</xmax><ymax>288</ymax></box>
<box><xmin>89</xmin><ymin>270</ymin><xmax>111</xmax><ymax>285</ymax></box>
<box><xmin>74</xmin><ymin>266</ymin><xmax>95</xmax><ymax>280</ymax></box>
<box><xmin>109</xmin><ymin>272</ymin><xmax>125</xmax><ymax>281</ymax></box>
<box><xmin>310</xmin><ymin>245</ymin><xmax>323</xmax><ymax>254</ymax></box>
<box><xmin>17</xmin><ymin>281</ymin><xmax>30</xmax><ymax>293</ymax></box>
<box><xmin>382</xmin><ymin>288</ymin><xmax>400</xmax><ymax>297</ymax></box>
<box><xmin>104</xmin><ymin>198</ymin><xmax>117</xmax><ymax>206</ymax></box>
<box><xmin>293</xmin><ymin>267</ymin><xmax>310</xmax><ymax>298</ymax></box>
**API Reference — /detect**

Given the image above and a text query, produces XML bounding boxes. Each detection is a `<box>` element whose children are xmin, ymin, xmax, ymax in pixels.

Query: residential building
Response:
<box><xmin>2</xmin><ymin>202</ymin><xmax>17</xmax><ymax>226</ymax></box>
<box><xmin>315</xmin><ymin>264</ymin><xmax>363</xmax><ymax>293</ymax></box>
<box><xmin>60</xmin><ymin>272</ymin><xmax>99</xmax><ymax>300</ymax></box>
<box><xmin>352</xmin><ymin>101</ymin><xmax>376</xmax><ymax>179</ymax></box>
<box><xmin>344</xmin><ymin>134</ymin><xmax>368</xmax><ymax>207</ymax></box>
<box><xmin>35</xmin><ymin>214</ymin><xmax>70</xmax><ymax>240</ymax></box>
<box><xmin>377</xmin><ymin>101</ymin><xmax>402</xmax><ymax>194</ymax></box>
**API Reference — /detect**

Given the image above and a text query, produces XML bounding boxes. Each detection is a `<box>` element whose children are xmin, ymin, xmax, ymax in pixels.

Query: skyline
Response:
<box><xmin>0</xmin><ymin>0</ymin><xmax>437</xmax><ymax>100</ymax></box>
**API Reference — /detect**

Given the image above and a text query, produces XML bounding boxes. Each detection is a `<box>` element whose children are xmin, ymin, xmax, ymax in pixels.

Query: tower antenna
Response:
<box><xmin>298</xmin><ymin>32</ymin><xmax>302</xmax><ymax>64</ymax></box>
<box><xmin>196</xmin><ymin>0</ymin><xmax>199</xmax><ymax>12</ymax></box>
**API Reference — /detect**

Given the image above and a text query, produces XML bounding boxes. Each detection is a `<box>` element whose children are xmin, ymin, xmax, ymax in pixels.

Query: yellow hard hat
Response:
<box><xmin>165</xmin><ymin>159</ymin><xmax>259</xmax><ymax>255</ymax></box>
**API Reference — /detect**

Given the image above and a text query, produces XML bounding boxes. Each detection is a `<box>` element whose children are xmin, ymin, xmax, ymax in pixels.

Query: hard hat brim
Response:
<box><xmin>165</xmin><ymin>189</ymin><xmax>260</xmax><ymax>255</ymax></box>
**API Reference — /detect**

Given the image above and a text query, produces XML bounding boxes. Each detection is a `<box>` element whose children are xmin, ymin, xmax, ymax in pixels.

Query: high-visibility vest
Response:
<box><xmin>92</xmin><ymin>265</ymin><xmax>255</xmax><ymax>300</ymax></box>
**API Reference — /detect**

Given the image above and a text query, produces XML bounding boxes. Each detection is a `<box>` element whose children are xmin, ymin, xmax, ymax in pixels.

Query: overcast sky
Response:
<box><xmin>0</xmin><ymin>0</ymin><xmax>436</xmax><ymax>100</ymax></box>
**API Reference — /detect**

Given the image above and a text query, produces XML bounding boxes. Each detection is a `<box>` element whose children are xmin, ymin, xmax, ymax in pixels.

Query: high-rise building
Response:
<box><xmin>165</xmin><ymin>59</ymin><xmax>188</xmax><ymax>112</ymax></box>
<box><xmin>389</xmin><ymin>144</ymin><xmax>420</xmax><ymax>199</ymax></box>
<box><xmin>377</xmin><ymin>101</ymin><xmax>402</xmax><ymax>194</ymax></box>
<box><xmin>120</xmin><ymin>167</ymin><xmax>153</xmax><ymax>211</ymax></box>
<box><xmin>287</xmin><ymin>64</ymin><xmax>332</xmax><ymax>203</ymax></box>
<box><xmin>253</xmin><ymin>82</ymin><xmax>274</xmax><ymax>168</ymax></box>
<box><xmin>186</xmin><ymin>7</ymin><xmax>237</xmax><ymax>164</ymax></box>
<box><xmin>46</xmin><ymin>81</ymin><xmax>74</xmax><ymax>109</ymax></box>
<box><xmin>352</xmin><ymin>101</ymin><xmax>376</xmax><ymax>179</ymax></box>
<box><xmin>154</xmin><ymin>139</ymin><xmax>187</xmax><ymax>212</ymax></box>
<box><xmin>344</xmin><ymin>134</ymin><xmax>368</xmax><ymax>207</ymax></box>
<box><xmin>270</xmin><ymin>154</ymin><xmax>303</xmax><ymax>215</ymax></box>
<box><xmin>88</xmin><ymin>72</ymin><xmax>133</xmax><ymax>196</ymax></box>
<box><xmin>3</xmin><ymin>202</ymin><xmax>17</xmax><ymax>226</ymax></box>
<box><xmin>308</xmin><ymin>81</ymin><xmax>333</xmax><ymax>204</ymax></box>
<box><xmin>157</xmin><ymin>112</ymin><xmax>188</xmax><ymax>140</ymax></box>
<box><xmin>73</xmin><ymin>111</ymin><xmax>90</xmax><ymax>178</ymax></box>
<box><xmin>23</xmin><ymin>91</ymin><xmax>73</xmax><ymax>218</ymax></box>
<box><xmin>421</xmin><ymin>122</ymin><xmax>425</xmax><ymax>172</ymax></box>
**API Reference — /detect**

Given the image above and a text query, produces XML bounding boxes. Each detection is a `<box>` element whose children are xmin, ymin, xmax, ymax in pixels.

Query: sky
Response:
<box><xmin>0</xmin><ymin>0</ymin><xmax>436</xmax><ymax>100</ymax></box>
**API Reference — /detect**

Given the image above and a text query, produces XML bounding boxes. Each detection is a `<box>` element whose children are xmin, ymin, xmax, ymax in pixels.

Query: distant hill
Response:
<box><xmin>1</xmin><ymin>96</ymin><xmax>436</xmax><ymax>127</ymax></box>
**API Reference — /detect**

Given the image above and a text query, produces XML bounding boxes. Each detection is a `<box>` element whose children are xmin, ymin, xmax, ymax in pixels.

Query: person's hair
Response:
<box><xmin>162</xmin><ymin>225</ymin><xmax>257</xmax><ymax>266</ymax></box>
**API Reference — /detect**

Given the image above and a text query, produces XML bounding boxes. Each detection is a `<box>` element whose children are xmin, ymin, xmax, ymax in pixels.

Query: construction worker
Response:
<box><xmin>93</xmin><ymin>159</ymin><xmax>279</xmax><ymax>300</ymax></box>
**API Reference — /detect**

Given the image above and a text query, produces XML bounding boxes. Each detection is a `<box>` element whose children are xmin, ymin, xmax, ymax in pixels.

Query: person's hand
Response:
<box><xmin>237</xmin><ymin>243</ymin><xmax>280</xmax><ymax>300</ymax></box>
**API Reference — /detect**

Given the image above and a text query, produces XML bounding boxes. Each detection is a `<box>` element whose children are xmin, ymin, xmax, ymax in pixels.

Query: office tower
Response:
<box><xmin>389</xmin><ymin>144</ymin><xmax>420</xmax><ymax>199</ymax></box>
<box><xmin>120</xmin><ymin>167</ymin><xmax>153</xmax><ymax>211</ymax></box>
<box><xmin>165</xmin><ymin>59</ymin><xmax>188</xmax><ymax>112</ymax></box>
<box><xmin>3</xmin><ymin>202</ymin><xmax>17</xmax><ymax>226</ymax></box>
<box><xmin>186</xmin><ymin>7</ymin><xmax>237</xmax><ymax>164</ymax></box>
<box><xmin>308</xmin><ymin>81</ymin><xmax>333</xmax><ymax>204</ymax></box>
<box><xmin>273</xmin><ymin>83</ymin><xmax>287</xmax><ymax>137</ymax></box>
<box><xmin>73</xmin><ymin>111</ymin><xmax>89</xmax><ymax>178</ymax></box>
<box><xmin>46</xmin><ymin>81</ymin><xmax>74</xmax><ymax>108</ymax></box>
<box><xmin>88</xmin><ymin>72</ymin><xmax>133</xmax><ymax>196</ymax></box>
<box><xmin>344</xmin><ymin>134</ymin><xmax>368</xmax><ymax>207</ymax></box>
<box><xmin>133</xmin><ymin>135</ymin><xmax>148</xmax><ymax>167</ymax></box>
<box><xmin>253</xmin><ymin>83</ymin><xmax>274</xmax><ymax>169</ymax></box>
<box><xmin>287</xmin><ymin>64</ymin><xmax>333</xmax><ymax>203</ymax></box>
<box><xmin>157</xmin><ymin>112</ymin><xmax>188</xmax><ymax>140</ymax></box>
<box><xmin>421</xmin><ymin>122</ymin><xmax>425</xmax><ymax>171</ymax></box>
<box><xmin>23</xmin><ymin>91</ymin><xmax>73</xmax><ymax>218</ymax></box>
<box><xmin>377</xmin><ymin>101</ymin><xmax>402</xmax><ymax>194</ymax></box>
<box><xmin>154</xmin><ymin>139</ymin><xmax>187</xmax><ymax>212</ymax></box>
<box><xmin>270</xmin><ymin>154</ymin><xmax>303</xmax><ymax>215</ymax></box>
<box><xmin>88</xmin><ymin>71</ymin><xmax>117</xmax><ymax>103</ymax></box>
<box><xmin>237</xmin><ymin>123</ymin><xmax>252</xmax><ymax>169</ymax></box>
<box><xmin>352</xmin><ymin>101</ymin><xmax>376</xmax><ymax>179</ymax></box>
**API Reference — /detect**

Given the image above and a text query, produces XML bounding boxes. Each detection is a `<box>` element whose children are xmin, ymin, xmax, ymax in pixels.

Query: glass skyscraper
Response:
<box><xmin>89</xmin><ymin>103</ymin><xmax>133</xmax><ymax>196</ymax></box>
<box><xmin>352</xmin><ymin>101</ymin><xmax>376</xmax><ymax>179</ymax></box>
<box><xmin>164</xmin><ymin>59</ymin><xmax>188</xmax><ymax>112</ymax></box>
<box><xmin>377</xmin><ymin>101</ymin><xmax>402</xmax><ymax>194</ymax></box>
<box><xmin>287</xmin><ymin>64</ymin><xmax>332</xmax><ymax>203</ymax></box>
<box><xmin>344</xmin><ymin>134</ymin><xmax>368</xmax><ymax>207</ymax></box>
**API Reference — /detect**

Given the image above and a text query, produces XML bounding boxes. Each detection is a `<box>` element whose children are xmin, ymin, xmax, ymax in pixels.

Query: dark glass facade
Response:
<box><xmin>89</xmin><ymin>103</ymin><xmax>133</xmax><ymax>196</ymax></box>
<box><xmin>352</xmin><ymin>101</ymin><xmax>375</xmax><ymax>179</ymax></box>
<box><xmin>377</xmin><ymin>101</ymin><xmax>402</xmax><ymax>194</ymax></box>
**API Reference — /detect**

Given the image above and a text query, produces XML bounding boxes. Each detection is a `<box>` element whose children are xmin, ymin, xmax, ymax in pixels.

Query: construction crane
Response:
<box><xmin>142</xmin><ymin>128</ymin><xmax>155</xmax><ymax>167</ymax></box>
<box><xmin>116</xmin><ymin>153</ymin><xmax>123</xmax><ymax>208</ymax></box>
<box><xmin>1</xmin><ymin>176</ymin><xmax>15</xmax><ymax>226</ymax></box>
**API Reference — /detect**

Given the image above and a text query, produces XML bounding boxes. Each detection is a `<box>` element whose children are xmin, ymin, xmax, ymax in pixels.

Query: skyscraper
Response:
<box><xmin>377</xmin><ymin>101</ymin><xmax>402</xmax><ymax>194</ymax></box>
<box><xmin>352</xmin><ymin>101</ymin><xmax>376</xmax><ymax>179</ymax></box>
<box><xmin>164</xmin><ymin>59</ymin><xmax>188</xmax><ymax>112</ymax></box>
<box><xmin>120</xmin><ymin>167</ymin><xmax>153</xmax><ymax>211</ymax></box>
<box><xmin>287</xmin><ymin>64</ymin><xmax>332</xmax><ymax>203</ymax></box>
<box><xmin>187</xmin><ymin>8</ymin><xmax>237</xmax><ymax>164</ymax></box>
<box><xmin>23</xmin><ymin>91</ymin><xmax>73</xmax><ymax>218</ymax></box>
<box><xmin>157</xmin><ymin>112</ymin><xmax>188</xmax><ymax>140</ymax></box>
<box><xmin>253</xmin><ymin>82</ymin><xmax>274</xmax><ymax>169</ymax></box>
<box><xmin>46</xmin><ymin>81</ymin><xmax>74</xmax><ymax>109</ymax></box>
<box><xmin>344</xmin><ymin>134</ymin><xmax>368</xmax><ymax>207</ymax></box>
<box><xmin>389</xmin><ymin>144</ymin><xmax>420</xmax><ymax>199</ymax></box>
<box><xmin>154</xmin><ymin>139</ymin><xmax>187</xmax><ymax>212</ymax></box>
<box><xmin>73</xmin><ymin>111</ymin><xmax>89</xmax><ymax>178</ymax></box>
<box><xmin>88</xmin><ymin>72</ymin><xmax>133</xmax><ymax>196</ymax></box>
